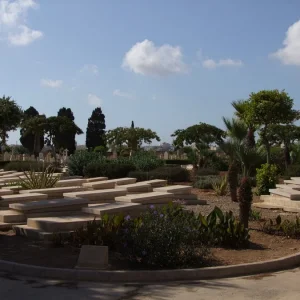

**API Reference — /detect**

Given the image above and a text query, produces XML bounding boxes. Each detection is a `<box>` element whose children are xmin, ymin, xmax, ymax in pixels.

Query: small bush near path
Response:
<box><xmin>256</xmin><ymin>163</ymin><xmax>278</xmax><ymax>195</ymax></box>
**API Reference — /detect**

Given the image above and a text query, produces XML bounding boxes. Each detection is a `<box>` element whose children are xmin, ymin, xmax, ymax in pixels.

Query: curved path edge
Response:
<box><xmin>0</xmin><ymin>252</ymin><xmax>300</xmax><ymax>282</ymax></box>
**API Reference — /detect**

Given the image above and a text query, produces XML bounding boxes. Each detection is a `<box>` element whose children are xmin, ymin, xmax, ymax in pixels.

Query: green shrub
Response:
<box><xmin>249</xmin><ymin>209</ymin><xmax>261</xmax><ymax>221</ymax></box>
<box><xmin>256</xmin><ymin>163</ymin><xmax>279</xmax><ymax>195</ymax></box>
<box><xmin>4</xmin><ymin>161</ymin><xmax>60</xmax><ymax>172</ymax></box>
<box><xmin>19</xmin><ymin>165</ymin><xmax>60</xmax><ymax>189</ymax></box>
<box><xmin>284</xmin><ymin>164</ymin><xmax>300</xmax><ymax>178</ymax></box>
<box><xmin>131</xmin><ymin>151</ymin><xmax>164</xmax><ymax>171</ymax></box>
<box><xmin>262</xmin><ymin>215</ymin><xmax>300</xmax><ymax>239</ymax></box>
<box><xmin>84</xmin><ymin>161</ymin><xmax>136</xmax><ymax>179</ymax></box>
<box><xmin>193</xmin><ymin>175</ymin><xmax>220</xmax><ymax>189</ymax></box>
<box><xmin>0</xmin><ymin>161</ymin><xmax>10</xmax><ymax>169</ymax></box>
<box><xmin>149</xmin><ymin>166</ymin><xmax>190</xmax><ymax>182</ymax></box>
<box><xmin>93</xmin><ymin>146</ymin><xmax>108</xmax><ymax>155</ymax></box>
<box><xmin>128</xmin><ymin>171</ymin><xmax>151</xmax><ymax>182</ymax></box>
<box><xmin>197</xmin><ymin>207</ymin><xmax>250</xmax><ymax>248</ymax></box>
<box><xmin>212</xmin><ymin>175</ymin><xmax>228</xmax><ymax>196</ymax></box>
<box><xmin>197</xmin><ymin>168</ymin><xmax>219</xmax><ymax>176</ymax></box>
<box><xmin>165</xmin><ymin>159</ymin><xmax>192</xmax><ymax>165</ymax></box>
<box><xmin>68</xmin><ymin>151</ymin><xmax>103</xmax><ymax>176</ymax></box>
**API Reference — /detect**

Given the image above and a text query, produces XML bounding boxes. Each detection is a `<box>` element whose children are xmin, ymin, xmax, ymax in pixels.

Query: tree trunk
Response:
<box><xmin>229</xmin><ymin>188</ymin><xmax>238</xmax><ymax>202</ymax></box>
<box><xmin>239</xmin><ymin>203</ymin><xmax>251</xmax><ymax>229</ymax></box>
<box><xmin>246</xmin><ymin>128</ymin><xmax>255</xmax><ymax>149</ymax></box>
<box><xmin>284</xmin><ymin>146</ymin><xmax>291</xmax><ymax>169</ymax></box>
<box><xmin>265</xmin><ymin>143</ymin><xmax>271</xmax><ymax>164</ymax></box>
<box><xmin>33</xmin><ymin>133</ymin><xmax>41</xmax><ymax>158</ymax></box>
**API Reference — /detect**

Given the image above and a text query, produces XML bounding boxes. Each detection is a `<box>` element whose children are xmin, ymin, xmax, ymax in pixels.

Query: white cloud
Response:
<box><xmin>40</xmin><ymin>79</ymin><xmax>63</xmax><ymax>88</ymax></box>
<box><xmin>80</xmin><ymin>64</ymin><xmax>99</xmax><ymax>75</ymax></box>
<box><xmin>122</xmin><ymin>39</ymin><xmax>187</xmax><ymax>76</ymax></box>
<box><xmin>88</xmin><ymin>93</ymin><xmax>102</xmax><ymax>106</ymax></box>
<box><xmin>8</xmin><ymin>24</ymin><xmax>42</xmax><ymax>45</ymax></box>
<box><xmin>0</xmin><ymin>0</ymin><xmax>42</xmax><ymax>46</ymax></box>
<box><xmin>202</xmin><ymin>58</ymin><xmax>243</xmax><ymax>69</ymax></box>
<box><xmin>113</xmin><ymin>89</ymin><xmax>134</xmax><ymax>100</ymax></box>
<box><xmin>271</xmin><ymin>20</ymin><xmax>300</xmax><ymax>66</ymax></box>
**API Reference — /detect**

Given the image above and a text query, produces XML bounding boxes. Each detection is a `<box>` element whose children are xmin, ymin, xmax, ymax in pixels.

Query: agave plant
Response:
<box><xmin>212</xmin><ymin>175</ymin><xmax>228</xmax><ymax>196</ymax></box>
<box><xmin>19</xmin><ymin>165</ymin><xmax>60</xmax><ymax>189</ymax></box>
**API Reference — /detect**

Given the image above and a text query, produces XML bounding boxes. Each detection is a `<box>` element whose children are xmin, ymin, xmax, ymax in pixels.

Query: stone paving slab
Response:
<box><xmin>154</xmin><ymin>185</ymin><xmax>192</xmax><ymax>194</ymax></box>
<box><xmin>19</xmin><ymin>186</ymin><xmax>86</xmax><ymax>198</ymax></box>
<box><xmin>56</xmin><ymin>179</ymin><xmax>87</xmax><ymax>187</ymax></box>
<box><xmin>0</xmin><ymin>193</ymin><xmax>48</xmax><ymax>207</ymax></box>
<box><xmin>82</xmin><ymin>181</ymin><xmax>116</xmax><ymax>189</ymax></box>
<box><xmin>27</xmin><ymin>215</ymin><xmax>100</xmax><ymax>232</ymax></box>
<box><xmin>85</xmin><ymin>177</ymin><xmax>108</xmax><ymax>182</ymax></box>
<box><xmin>64</xmin><ymin>189</ymin><xmax>127</xmax><ymax>201</ymax></box>
<box><xmin>269</xmin><ymin>188</ymin><xmax>300</xmax><ymax>200</ymax></box>
<box><xmin>142</xmin><ymin>179</ymin><xmax>167</xmax><ymax>187</ymax></box>
<box><xmin>115</xmin><ymin>192</ymin><xmax>173</xmax><ymax>204</ymax></box>
<box><xmin>0</xmin><ymin>210</ymin><xmax>26</xmax><ymax>223</ymax></box>
<box><xmin>115</xmin><ymin>182</ymin><xmax>153</xmax><ymax>193</ymax></box>
<box><xmin>0</xmin><ymin>189</ymin><xmax>14</xmax><ymax>196</ymax></box>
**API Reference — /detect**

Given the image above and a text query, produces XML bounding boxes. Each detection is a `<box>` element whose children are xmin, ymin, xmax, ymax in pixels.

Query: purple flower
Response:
<box><xmin>125</xmin><ymin>215</ymin><xmax>131</xmax><ymax>221</ymax></box>
<box><xmin>153</xmin><ymin>210</ymin><xmax>158</xmax><ymax>215</ymax></box>
<box><xmin>160</xmin><ymin>214</ymin><xmax>164</xmax><ymax>218</ymax></box>
<box><xmin>150</xmin><ymin>205</ymin><xmax>155</xmax><ymax>209</ymax></box>
<box><xmin>142</xmin><ymin>250</ymin><xmax>147</xmax><ymax>256</ymax></box>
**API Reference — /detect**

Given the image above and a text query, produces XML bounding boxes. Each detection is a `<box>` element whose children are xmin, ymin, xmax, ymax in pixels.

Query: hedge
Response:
<box><xmin>165</xmin><ymin>159</ymin><xmax>192</xmax><ymax>165</ymax></box>
<box><xmin>3</xmin><ymin>161</ymin><xmax>61</xmax><ymax>172</ymax></box>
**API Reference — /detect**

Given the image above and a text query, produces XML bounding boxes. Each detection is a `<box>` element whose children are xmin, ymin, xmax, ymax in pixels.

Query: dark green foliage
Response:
<box><xmin>127</xmin><ymin>171</ymin><xmax>151</xmax><ymax>182</ymax></box>
<box><xmin>56</xmin><ymin>108</ymin><xmax>77</xmax><ymax>154</ymax></box>
<box><xmin>249</xmin><ymin>209</ymin><xmax>262</xmax><ymax>221</ymax></box>
<box><xmin>197</xmin><ymin>206</ymin><xmax>250</xmax><ymax>248</ymax></box>
<box><xmin>205</xmin><ymin>153</ymin><xmax>229</xmax><ymax>171</ymax></box>
<box><xmin>256</xmin><ymin>163</ymin><xmax>278</xmax><ymax>195</ymax></box>
<box><xmin>94</xmin><ymin>146</ymin><xmax>108</xmax><ymax>155</ymax></box>
<box><xmin>212</xmin><ymin>175</ymin><xmax>228</xmax><ymax>196</ymax></box>
<box><xmin>0</xmin><ymin>161</ymin><xmax>10</xmax><ymax>168</ymax></box>
<box><xmin>262</xmin><ymin>215</ymin><xmax>300</xmax><ymax>239</ymax></box>
<box><xmin>165</xmin><ymin>159</ymin><xmax>192</xmax><ymax>165</ymax></box>
<box><xmin>131</xmin><ymin>151</ymin><xmax>164</xmax><ymax>171</ymax></box>
<box><xmin>20</xmin><ymin>106</ymin><xmax>44</xmax><ymax>154</ymax></box>
<box><xmin>238</xmin><ymin>177</ymin><xmax>253</xmax><ymax>228</ymax></box>
<box><xmin>193</xmin><ymin>175</ymin><xmax>220</xmax><ymax>189</ymax></box>
<box><xmin>67</xmin><ymin>151</ymin><xmax>103</xmax><ymax>176</ymax></box>
<box><xmin>84</xmin><ymin>162</ymin><xmax>136</xmax><ymax>179</ymax></box>
<box><xmin>284</xmin><ymin>164</ymin><xmax>300</xmax><ymax>178</ymax></box>
<box><xmin>85</xmin><ymin>107</ymin><xmax>106</xmax><ymax>150</ymax></box>
<box><xmin>3</xmin><ymin>161</ymin><xmax>61</xmax><ymax>172</ymax></box>
<box><xmin>228</xmin><ymin>163</ymin><xmax>239</xmax><ymax>202</ymax></box>
<box><xmin>197</xmin><ymin>168</ymin><xmax>219</xmax><ymax>176</ymax></box>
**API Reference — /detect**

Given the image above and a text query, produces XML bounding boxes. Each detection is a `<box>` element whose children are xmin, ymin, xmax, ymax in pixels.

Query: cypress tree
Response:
<box><xmin>85</xmin><ymin>107</ymin><xmax>106</xmax><ymax>150</ymax></box>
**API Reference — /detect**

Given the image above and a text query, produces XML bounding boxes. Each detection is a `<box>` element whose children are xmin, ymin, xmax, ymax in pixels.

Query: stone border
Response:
<box><xmin>0</xmin><ymin>252</ymin><xmax>300</xmax><ymax>282</ymax></box>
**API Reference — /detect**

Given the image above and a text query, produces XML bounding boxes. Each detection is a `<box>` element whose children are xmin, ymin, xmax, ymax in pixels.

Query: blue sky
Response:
<box><xmin>1</xmin><ymin>0</ymin><xmax>300</xmax><ymax>146</ymax></box>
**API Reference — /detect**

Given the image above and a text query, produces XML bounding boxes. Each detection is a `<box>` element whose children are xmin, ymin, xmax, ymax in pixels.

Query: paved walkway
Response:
<box><xmin>0</xmin><ymin>268</ymin><xmax>300</xmax><ymax>299</ymax></box>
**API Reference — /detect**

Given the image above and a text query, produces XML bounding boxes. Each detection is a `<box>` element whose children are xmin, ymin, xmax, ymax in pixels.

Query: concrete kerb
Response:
<box><xmin>0</xmin><ymin>251</ymin><xmax>300</xmax><ymax>282</ymax></box>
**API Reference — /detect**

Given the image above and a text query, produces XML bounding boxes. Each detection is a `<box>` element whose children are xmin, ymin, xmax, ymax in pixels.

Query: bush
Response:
<box><xmin>165</xmin><ymin>159</ymin><xmax>192</xmax><ymax>165</ymax></box>
<box><xmin>131</xmin><ymin>151</ymin><xmax>164</xmax><ymax>171</ymax></box>
<box><xmin>197</xmin><ymin>168</ymin><xmax>219</xmax><ymax>176</ymax></box>
<box><xmin>212</xmin><ymin>175</ymin><xmax>228</xmax><ymax>196</ymax></box>
<box><xmin>256</xmin><ymin>163</ymin><xmax>279</xmax><ymax>195</ymax></box>
<box><xmin>128</xmin><ymin>171</ymin><xmax>151</xmax><ymax>182</ymax></box>
<box><xmin>4</xmin><ymin>161</ymin><xmax>61</xmax><ymax>172</ymax></box>
<box><xmin>93</xmin><ymin>146</ymin><xmax>108</xmax><ymax>156</ymax></box>
<box><xmin>0</xmin><ymin>161</ymin><xmax>10</xmax><ymax>169</ymax></box>
<box><xmin>193</xmin><ymin>175</ymin><xmax>220</xmax><ymax>189</ymax></box>
<box><xmin>84</xmin><ymin>161</ymin><xmax>136</xmax><ymax>179</ymax></box>
<box><xmin>68</xmin><ymin>151</ymin><xmax>103</xmax><ymax>176</ymax></box>
<box><xmin>262</xmin><ymin>215</ymin><xmax>300</xmax><ymax>239</ymax></box>
<box><xmin>149</xmin><ymin>166</ymin><xmax>190</xmax><ymax>182</ymax></box>
<box><xmin>284</xmin><ymin>164</ymin><xmax>300</xmax><ymax>177</ymax></box>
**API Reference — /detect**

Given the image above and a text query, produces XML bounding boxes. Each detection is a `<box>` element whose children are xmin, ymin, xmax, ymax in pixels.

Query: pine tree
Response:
<box><xmin>20</xmin><ymin>106</ymin><xmax>44</xmax><ymax>154</ymax></box>
<box><xmin>85</xmin><ymin>107</ymin><xmax>106</xmax><ymax>150</ymax></box>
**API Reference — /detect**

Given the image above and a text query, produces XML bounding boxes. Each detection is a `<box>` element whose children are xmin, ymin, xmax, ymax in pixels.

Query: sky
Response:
<box><xmin>1</xmin><ymin>0</ymin><xmax>300</xmax><ymax>146</ymax></box>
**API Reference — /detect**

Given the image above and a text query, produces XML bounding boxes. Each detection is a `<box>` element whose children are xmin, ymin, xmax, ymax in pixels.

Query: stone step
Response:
<box><xmin>9</xmin><ymin>198</ymin><xmax>89</xmax><ymax>213</ymax></box>
<box><xmin>0</xmin><ymin>171</ymin><xmax>16</xmax><ymax>176</ymax></box>
<box><xmin>154</xmin><ymin>185</ymin><xmax>192</xmax><ymax>194</ymax></box>
<box><xmin>13</xmin><ymin>225</ymin><xmax>71</xmax><ymax>240</ymax></box>
<box><xmin>85</xmin><ymin>177</ymin><xmax>108</xmax><ymax>182</ymax></box>
<box><xmin>82</xmin><ymin>180</ymin><xmax>116</xmax><ymax>190</ymax></box>
<box><xmin>19</xmin><ymin>186</ymin><xmax>86</xmax><ymax>198</ymax></box>
<box><xmin>2</xmin><ymin>185</ymin><xmax>23</xmax><ymax>194</ymax></box>
<box><xmin>0</xmin><ymin>210</ymin><xmax>26</xmax><ymax>223</ymax></box>
<box><xmin>276</xmin><ymin>184</ymin><xmax>300</xmax><ymax>190</ymax></box>
<box><xmin>0</xmin><ymin>177</ymin><xmax>20</xmax><ymax>184</ymax></box>
<box><xmin>115</xmin><ymin>192</ymin><xmax>174</xmax><ymax>204</ymax></box>
<box><xmin>82</xmin><ymin>202</ymin><xmax>146</xmax><ymax>217</ymax></box>
<box><xmin>0</xmin><ymin>189</ymin><xmax>14</xmax><ymax>196</ymax></box>
<box><xmin>269</xmin><ymin>188</ymin><xmax>300</xmax><ymax>200</ymax></box>
<box><xmin>56</xmin><ymin>179</ymin><xmax>87</xmax><ymax>187</ymax></box>
<box><xmin>27</xmin><ymin>215</ymin><xmax>100</xmax><ymax>232</ymax></box>
<box><xmin>262</xmin><ymin>195</ymin><xmax>300</xmax><ymax>209</ymax></box>
<box><xmin>115</xmin><ymin>182</ymin><xmax>153</xmax><ymax>193</ymax></box>
<box><xmin>284</xmin><ymin>180</ymin><xmax>300</xmax><ymax>185</ymax></box>
<box><xmin>142</xmin><ymin>179</ymin><xmax>167</xmax><ymax>187</ymax></box>
<box><xmin>252</xmin><ymin>202</ymin><xmax>284</xmax><ymax>210</ymax></box>
<box><xmin>0</xmin><ymin>172</ymin><xmax>23</xmax><ymax>178</ymax></box>
<box><xmin>107</xmin><ymin>178</ymin><xmax>137</xmax><ymax>186</ymax></box>
<box><xmin>64</xmin><ymin>188</ymin><xmax>127</xmax><ymax>202</ymax></box>
<box><xmin>0</xmin><ymin>193</ymin><xmax>48</xmax><ymax>207</ymax></box>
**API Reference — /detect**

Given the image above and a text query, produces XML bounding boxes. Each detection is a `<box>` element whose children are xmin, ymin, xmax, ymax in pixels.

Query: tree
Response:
<box><xmin>245</xmin><ymin>90</ymin><xmax>299</xmax><ymax>163</ymax></box>
<box><xmin>55</xmin><ymin>108</ymin><xmax>80</xmax><ymax>154</ymax></box>
<box><xmin>107</xmin><ymin>124</ymin><xmax>160</xmax><ymax>155</ymax></box>
<box><xmin>265</xmin><ymin>124</ymin><xmax>300</xmax><ymax>168</ymax></box>
<box><xmin>172</xmin><ymin>122</ymin><xmax>225</xmax><ymax>168</ymax></box>
<box><xmin>21</xmin><ymin>115</ymin><xmax>47</xmax><ymax>157</ymax></box>
<box><xmin>0</xmin><ymin>96</ymin><xmax>23</xmax><ymax>147</ymax></box>
<box><xmin>20</xmin><ymin>106</ymin><xmax>44</xmax><ymax>154</ymax></box>
<box><xmin>45</xmin><ymin>116</ymin><xmax>83</xmax><ymax>154</ymax></box>
<box><xmin>86</xmin><ymin>107</ymin><xmax>106</xmax><ymax>150</ymax></box>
